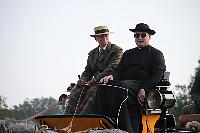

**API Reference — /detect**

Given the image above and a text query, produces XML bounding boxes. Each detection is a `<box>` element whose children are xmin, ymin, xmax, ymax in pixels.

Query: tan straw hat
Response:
<box><xmin>90</xmin><ymin>26</ymin><xmax>112</xmax><ymax>37</ymax></box>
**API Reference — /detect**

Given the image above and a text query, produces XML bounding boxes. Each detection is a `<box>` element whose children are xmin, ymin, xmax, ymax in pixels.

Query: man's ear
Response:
<box><xmin>149</xmin><ymin>35</ymin><xmax>151</xmax><ymax>39</ymax></box>
<box><xmin>94</xmin><ymin>37</ymin><xmax>98</xmax><ymax>41</ymax></box>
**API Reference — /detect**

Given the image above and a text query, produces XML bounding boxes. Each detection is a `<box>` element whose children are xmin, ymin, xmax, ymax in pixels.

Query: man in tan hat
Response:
<box><xmin>64</xmin><ymin>25</ymin><xmax>123</xmax><ymax>114</ymax></box>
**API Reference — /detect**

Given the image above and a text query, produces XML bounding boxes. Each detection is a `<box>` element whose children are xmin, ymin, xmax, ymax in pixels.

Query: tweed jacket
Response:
<box><xmin>80</xmin><ymin>42</ymin><xmax>123</xmax><ymax>82</ymax></box>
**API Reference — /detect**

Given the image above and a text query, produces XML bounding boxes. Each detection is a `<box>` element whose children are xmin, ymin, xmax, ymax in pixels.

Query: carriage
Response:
<box><xmin>34</xmin><ymin>73</ymin><xmax>199</xmax><ymax>133</ymax></box>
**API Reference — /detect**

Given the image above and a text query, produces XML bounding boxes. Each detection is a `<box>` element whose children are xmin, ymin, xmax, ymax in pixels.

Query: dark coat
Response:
<box><xmin>191</xmin><ymin>69</ymin><xmax>200</xmax><ymax>105</ymax></box>
<box><xmin>113</xmin><ymin>45</ymin><xmax>166</xmax><ymax>90</ymax></box>
<box><xmin>191</xmin><ymin>69</ymin><xmax>200</xmax><ymax>94</ymax></box>
<box><xmin>80</xmin><ymin>42</ymin><xmax>123</xmax><ymax>82</ymax></box>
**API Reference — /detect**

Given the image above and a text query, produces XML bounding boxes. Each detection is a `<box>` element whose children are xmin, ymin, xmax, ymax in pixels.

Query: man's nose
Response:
<box><xmin>102</xmin><ymin>36</ymin><xmax>107</xmax><ymax>40</ymax></box>
<box><xmin>100</xmin><ymin>36</ymin><xmax>107</xmax><ymax>40</ymax></box>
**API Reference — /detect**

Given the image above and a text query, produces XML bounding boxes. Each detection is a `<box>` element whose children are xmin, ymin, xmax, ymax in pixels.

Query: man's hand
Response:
<box><xmin>137</xmin><ymin>89</ymin><xmax>145</xmax><ymax>106</ymax></box>
<box><xmin>87</xmin><ymin>79</ymin><xmax>96</xmax><ymax>86</ymax></box>
<box><xmin>100</xmin><ymin>75</ymin><xmax>113</xmax><ymax>84</ymax></box>
<box><xmin>76</xmin><ymin>80</ymin><xmax>85</xmax><ymax>87</ymax></box>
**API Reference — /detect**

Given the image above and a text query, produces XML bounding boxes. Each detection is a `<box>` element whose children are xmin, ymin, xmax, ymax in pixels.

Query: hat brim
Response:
<box><xmin>129</xmin><ymin>29</ymin><xmax>156</xmax><ymax>35</ymax></box>
<box><xmin>90</xmin><ymin>32</ymin><xmax>113</xmax><ymax>37</ymax></box>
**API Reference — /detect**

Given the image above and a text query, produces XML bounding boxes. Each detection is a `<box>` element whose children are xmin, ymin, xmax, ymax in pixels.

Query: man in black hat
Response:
<box><xmin>95</xmin><ymin>23</ymin><xmax>166</xmax><ymax>133</ymax></box>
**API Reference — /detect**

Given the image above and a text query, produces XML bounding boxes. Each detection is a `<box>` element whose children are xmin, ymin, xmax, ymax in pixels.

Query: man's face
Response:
<box><xmin>134</xmin><ymin>32</ymin><xmax>151</xmax><ymax>48</ymax></box>
<box><xmin>59</xmin><ymin>98</ymin><xmax>66</xmax><ymax>105</ymax></box>
<box><xmin>94</xmin><ymin>34</ymin><xmax>109</xmax><ymax>47</ymax></box>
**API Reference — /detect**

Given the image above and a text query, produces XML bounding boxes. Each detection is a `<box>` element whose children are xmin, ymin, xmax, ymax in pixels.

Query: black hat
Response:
<box><xmin>129</xmin><ymin>23</ymin><xmax>156</xmax><ymax>35</ymax></box>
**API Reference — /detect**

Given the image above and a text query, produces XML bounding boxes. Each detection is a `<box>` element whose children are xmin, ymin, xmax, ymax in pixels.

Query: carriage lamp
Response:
<box><xmin>146</xmin><ymin>89</ymin><xmax>176</xmax><ymax>109</ymax></box>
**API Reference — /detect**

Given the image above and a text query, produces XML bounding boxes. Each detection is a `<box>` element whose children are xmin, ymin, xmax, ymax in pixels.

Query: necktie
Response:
<box><xmin>99</xmin><ymin>48</ymin><xmax>104</xmax><ymax>54</ymax></box>
<box><xmin>98</xmin><ymin>48</ymin><xmax>104</xmax><ymax>58</ymax></box>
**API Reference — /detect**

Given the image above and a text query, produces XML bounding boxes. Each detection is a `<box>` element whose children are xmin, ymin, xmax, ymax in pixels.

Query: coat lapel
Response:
<box><xmin>93</xmin><ymin>48</ymin><xmax>99</xmax><ymax>66</ymax></box>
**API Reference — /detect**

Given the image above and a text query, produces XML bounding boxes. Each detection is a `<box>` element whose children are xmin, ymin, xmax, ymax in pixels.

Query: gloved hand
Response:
<box><xmin>100</xmin><ymin>75</ymin><xmax>113</xmax><ymax>84</ymax></box>
<box><xmin>76</xmin><ymin>79</ymin><xmax>85</xmax><ymax>87</ymax></box>
<box><xmin>87</xmin><ymin>79</ymin><xmax>96</xmax><ymax>86</ymax></box>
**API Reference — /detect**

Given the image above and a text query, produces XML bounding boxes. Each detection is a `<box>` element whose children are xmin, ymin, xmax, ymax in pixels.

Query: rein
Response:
<box><xmin>63</xmin><ymin>83</ymin><xmax>128</xmax><ymax>132</ymax></box>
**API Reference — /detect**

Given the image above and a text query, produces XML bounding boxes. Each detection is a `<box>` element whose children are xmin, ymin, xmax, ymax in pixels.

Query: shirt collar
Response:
<box><xmin>99</xmin><ymin>45</ymin><xmax>107</xmax><ymax>51</ymax></box>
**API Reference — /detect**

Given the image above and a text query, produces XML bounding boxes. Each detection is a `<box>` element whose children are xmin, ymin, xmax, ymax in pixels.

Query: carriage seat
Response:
<box><xmin>153</xmin><ymin>71</ymin><xmax>171</xmax><ymax>90</ymax></box>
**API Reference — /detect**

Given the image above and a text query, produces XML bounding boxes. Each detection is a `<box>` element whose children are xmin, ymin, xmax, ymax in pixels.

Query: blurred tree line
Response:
<box><xmin>0</xmin><ymin>96</ymin><xmax>60</xmax><ymax>120</ymax></box>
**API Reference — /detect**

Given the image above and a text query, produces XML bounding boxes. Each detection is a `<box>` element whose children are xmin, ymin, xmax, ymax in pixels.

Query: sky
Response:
<box><xmin>0</xmin><ymin>0</ymin><xmax>200</xmax><ymax>108</ymax></box>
